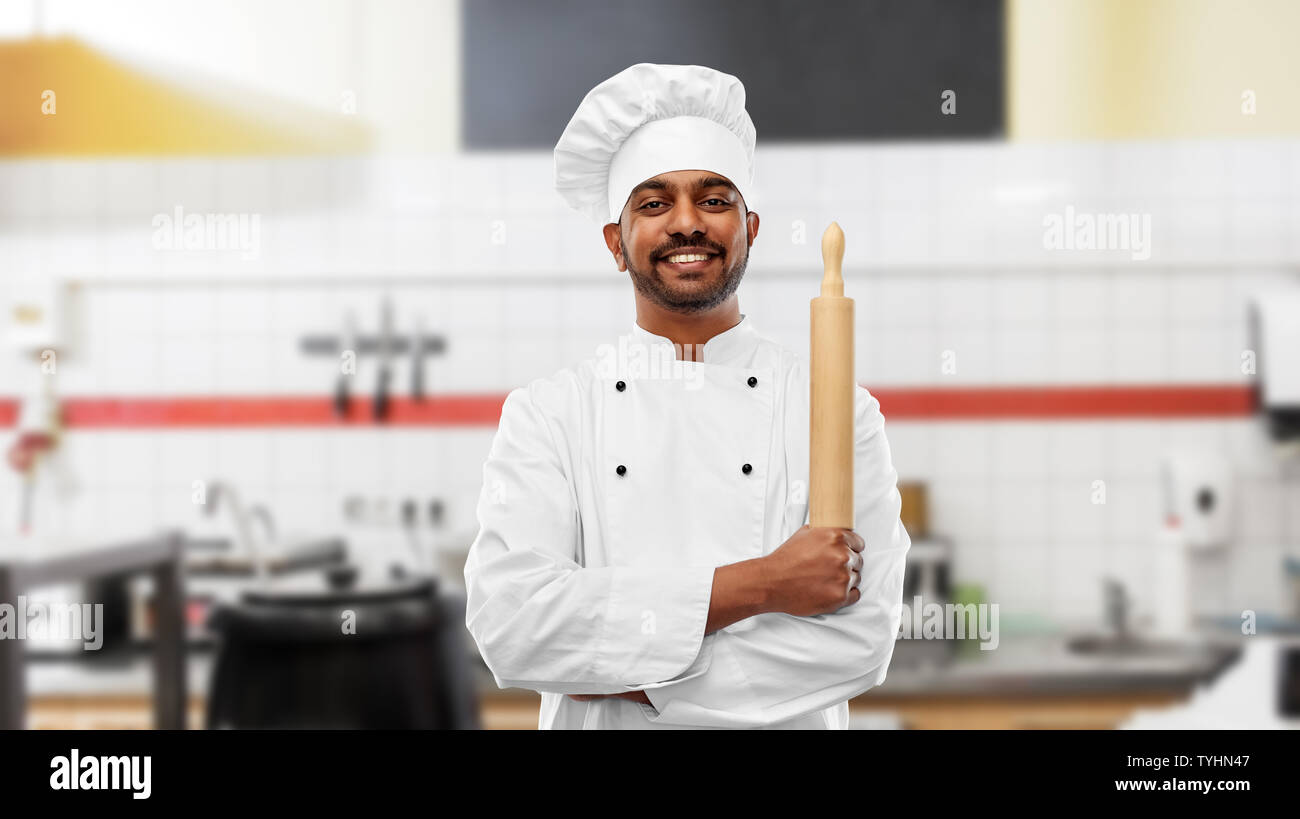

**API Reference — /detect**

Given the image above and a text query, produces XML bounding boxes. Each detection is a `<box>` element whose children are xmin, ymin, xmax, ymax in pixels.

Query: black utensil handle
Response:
<box><xmin>334</xmin><ymin>375</ymin><xmax>350</xmax><ymax>419</ymax></box>
<box><xmin>374</xmin><ymin>368</ymin><xmax>392</xmax><ymax>421</ymax></box>
<box><xmin>411</xmin><ymin>357</ymin><xmax>425</xmax><ymax>402</ymax></box>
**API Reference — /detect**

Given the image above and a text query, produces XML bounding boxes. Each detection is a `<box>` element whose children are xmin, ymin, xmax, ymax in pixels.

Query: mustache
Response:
<box><xmin>651</xmin><ymin>238</ymin><xmax>727</xmax><ymax>261</ymax></box>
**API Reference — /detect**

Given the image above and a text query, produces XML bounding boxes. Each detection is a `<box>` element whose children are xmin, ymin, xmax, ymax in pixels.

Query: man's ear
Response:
<box><xmin>602</xmin><ymin>221</ymin><xmax>627</xmax><ymax>272</ymax></box>
<box><xmin>746</xmin><ymin>210</ymin><xmax>760</xmax><ymax>247</ymax></box>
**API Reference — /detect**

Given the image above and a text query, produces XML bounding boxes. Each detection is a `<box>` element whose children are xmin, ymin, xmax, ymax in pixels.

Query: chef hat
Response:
<box><xmin>554</xmin><ymin>63</ymin><xmax>757</xmax><ymax>225</ymax></box>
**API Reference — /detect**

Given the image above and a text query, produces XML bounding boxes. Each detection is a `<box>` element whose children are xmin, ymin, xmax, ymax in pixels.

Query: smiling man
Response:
<box><xmin>606</xmin><ymin>172</ymin><xmax>754</xmax><ymax>347</ymax></box>
<box><xmin>464</xmin><ymin>64</ymin><xmax>911</xmax><ymax>729</ymax></box>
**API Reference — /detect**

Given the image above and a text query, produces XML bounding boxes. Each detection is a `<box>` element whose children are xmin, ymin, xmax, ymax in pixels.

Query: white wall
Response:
<box><xmin>2</xmin><ymin>139</ymin><xmax>1298</xmax><ymax>628</ymax></box>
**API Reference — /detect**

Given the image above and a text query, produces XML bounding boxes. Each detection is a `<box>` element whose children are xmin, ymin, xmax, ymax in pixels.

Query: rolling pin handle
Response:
<box><xmin>821</xmin><ymin>222</ymin><xmax>845</xmax><ymax>297</ymax></box>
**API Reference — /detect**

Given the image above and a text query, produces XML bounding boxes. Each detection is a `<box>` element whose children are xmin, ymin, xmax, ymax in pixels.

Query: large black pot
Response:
<box><xmin>205</xmin><ymin>576</ymin><xmax>479</xmax><ymax>729</ymax></box>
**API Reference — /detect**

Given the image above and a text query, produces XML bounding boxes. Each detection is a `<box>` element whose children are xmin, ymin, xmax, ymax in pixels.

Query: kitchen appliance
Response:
<box><xmin>6</xmin><ymin>278</ymin><xmax>64</xmax><ymax>353</ymax></box>
<box><xmin>1249</xmin><ymin>290</ymin><xmax>1300</xmax><ymax>448</ymax></box>
<box><xmin>1160</xmin><ymin>451</ymin><xmax>1234</xmax><ymax>553</ymax></box>
<box><xmin>893</xmin><ymin>536</ymin><xmax>956</xmax><ymax>667</ymax></box>
<box><xmin>1280</xmin><ymin>644</ymin><xmax>1300</xmax><ymax>717</ymax></box>
<box><xmin>897</xmin><ymin>482</ymin><xmax>929</xmax><ymax>539</ymax></box>
<box><xmin>902</xmin><ymin>536</ymin><xmax>953</xmax><ymax>606</ymax></box>
<box><xmin>7</xmin><ymin>279</ymin><xmax>69</xmax><ymax>535</ymax></box>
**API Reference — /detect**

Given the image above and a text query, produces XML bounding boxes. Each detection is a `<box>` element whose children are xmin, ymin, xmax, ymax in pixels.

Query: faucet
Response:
<box><xmin>248</xmin><ymin>504</ymin><xmax>277</xmax><ymax>547</ymax></box>
<box><xmin>1102</xmin><ymin>577</ymin><xmax>1131</xmax><ymax>643</ymax></box>
<box><xmin>204</xmin><ymin>481</ymin><xmax>268</xmax><ymax>581</ymax></box>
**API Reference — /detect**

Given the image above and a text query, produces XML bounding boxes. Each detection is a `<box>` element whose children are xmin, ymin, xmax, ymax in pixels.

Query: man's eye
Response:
<box><xmin>641</xmin><ymin>201</ymin><xmax>666</xmax><ymax>210</ymax></box>
<box><xmin>702</xmin><ymin>198</ymin><xmax>727</xmax><ymax>206</ymax></box>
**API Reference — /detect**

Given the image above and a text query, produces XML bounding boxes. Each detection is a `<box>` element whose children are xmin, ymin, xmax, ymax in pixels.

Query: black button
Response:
<box><xmin>616</xmin><ymin>465</ymin><xmax>627</xmax><ymax>476</ymax></box>
<box><xmin>747</xmin><ymin>376</ymin><xmax>758</xmax><ymax>388</ymax></box>
<box><xmin>616</xmin><ymin>380</ymin><xmax>626</xmax><ymax>392</ymax></box>
<box><xmin>742</xmin><ymin>463</ymin><xmax>752</xmax><ymax>475</ymax></box>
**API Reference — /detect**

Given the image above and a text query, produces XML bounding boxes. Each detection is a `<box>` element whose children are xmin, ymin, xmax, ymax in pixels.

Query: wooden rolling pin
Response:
<box><xmin>810</xmin><ymin>222</ymin><xmax>854</xmax><ymax>529</ymax></box>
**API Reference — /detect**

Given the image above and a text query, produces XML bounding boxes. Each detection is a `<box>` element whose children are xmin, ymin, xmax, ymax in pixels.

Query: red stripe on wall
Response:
<box><xmin>56</xmin><ymin>396</ymin><xmax>508</xmax><ymax>428</ymax></box>
<box><xmin>870</xmin><ymin>385</ymin><xmax>1255</xmax><ymax>420</ymax></box>
<box><xmin>0</xmin><ymin>385</ymin><xmax>1255</xmax><ymax>429</ymax></box>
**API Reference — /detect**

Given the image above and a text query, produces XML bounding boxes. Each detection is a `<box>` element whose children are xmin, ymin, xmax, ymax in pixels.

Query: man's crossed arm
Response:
<box><xmin>568</xmin><ymin>526</ymin><xmax>866</xmax><ymax>705</ymax></box>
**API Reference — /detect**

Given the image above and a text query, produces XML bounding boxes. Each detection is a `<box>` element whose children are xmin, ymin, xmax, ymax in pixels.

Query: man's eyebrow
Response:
<box><xmin>694</xmin><ymin>176</ymin><xmax>738</xmax><ymax>194</ymax></box>
<box><xmin>628</xmin><ymin>175</ymin><xmax>739</xmax><ymax>200</ymax></box>
<box><xmin>629</xmin><ymin>178</ymin><xmax>670</xmax><ymax>198</ymax></box>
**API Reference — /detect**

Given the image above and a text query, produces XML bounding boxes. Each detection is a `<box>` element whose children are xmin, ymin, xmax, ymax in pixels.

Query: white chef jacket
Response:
<box><xmin>463</xmin><ymin>314</ymin><xmax>910</xmax><ymax>729</ymax></box>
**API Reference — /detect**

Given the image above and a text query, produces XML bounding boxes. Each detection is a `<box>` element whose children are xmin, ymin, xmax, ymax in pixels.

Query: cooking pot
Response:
<box><xmin>205</xmin><ymin>570</ymin><xmax>479</xmax><ymax>729</ymax></box>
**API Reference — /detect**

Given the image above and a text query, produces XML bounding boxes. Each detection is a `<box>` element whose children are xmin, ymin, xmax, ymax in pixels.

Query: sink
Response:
<box><xmin>185</xmin><ymin>535</ymin><xmax>347</xmax><ymax>577</ymax></box>
<box><xmin>1066</xmin><ymin>634</ymin><xmax>1206</xmax><ymax>657</ymax></box>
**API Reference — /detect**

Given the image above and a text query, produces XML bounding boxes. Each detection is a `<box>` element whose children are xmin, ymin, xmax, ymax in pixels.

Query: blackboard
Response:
<box><xmin>462</xmin><ymin>0</ymin><xmax>1003</xmax><ymax>149</ymax></box>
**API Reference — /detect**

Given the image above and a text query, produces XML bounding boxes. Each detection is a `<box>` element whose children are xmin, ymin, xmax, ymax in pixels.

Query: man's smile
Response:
<box><xmin>655</xmin><ymin>246</ymin><xmax>723</xmax><ymax>274</ymax></box>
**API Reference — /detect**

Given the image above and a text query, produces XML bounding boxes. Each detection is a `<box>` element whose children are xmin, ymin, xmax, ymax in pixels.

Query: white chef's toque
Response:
<box><xmin>553</xmin><ymin>63</ymin><xmax>758</xmax><ymax>225</ymax></box>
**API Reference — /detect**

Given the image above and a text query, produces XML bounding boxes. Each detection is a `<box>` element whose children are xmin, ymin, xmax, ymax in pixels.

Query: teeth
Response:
<box><xmin>665</xmin><ymin>253</ymin><xmax>710</xmax><ymax>263</ymax></box>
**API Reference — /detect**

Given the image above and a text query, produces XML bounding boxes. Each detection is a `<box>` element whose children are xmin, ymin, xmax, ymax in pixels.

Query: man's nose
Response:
<box><xmin>664</xmin><ymin>201</ymin><xmax>705</xmax><ymax>237</ymax></box>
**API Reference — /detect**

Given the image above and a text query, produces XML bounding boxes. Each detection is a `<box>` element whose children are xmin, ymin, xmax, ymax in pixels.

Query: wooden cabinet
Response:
<box><xmin>29</xmin><ymin>695</ymin><xmax>206</xmax><ymax>730</ymax></box>
<box><xmin>847</xmin><ymin>693</ymin><xmax>1185</xmax><ymax>730</ymax></box>
<box><xmin>471</xmin><ymin>692</ymin><xmax>1186</xmax><ymax>730</ymax></box>
<box><xmin>28</xmin><ymin>690</ymin><xmax>1185</xmax><ymax>730</ymax></box>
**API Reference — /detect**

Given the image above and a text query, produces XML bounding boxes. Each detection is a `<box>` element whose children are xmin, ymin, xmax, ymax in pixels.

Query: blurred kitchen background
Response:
<box><xmin>2</xmin><ymin>0</ymin><xmax>1299</xmax><ymax>729</ymax></box>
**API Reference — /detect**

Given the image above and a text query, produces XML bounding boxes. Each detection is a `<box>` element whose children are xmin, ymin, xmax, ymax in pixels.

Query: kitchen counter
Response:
<box><xmin>862</xmin><ymin>633</ymin><xmax>1243</xmax><ymax>699</ymax></box>
<box><xmin>465</xmin><ymin>633</ymin><xmax>1244</xmax><ymax>702</ymax></box>
<box><xmin>1119</xmin><ymin>634</ymin><xmax>1300</xmax><ymax>729</ymax></box>
<box><xmin>464</xmin><ymin>633</ymin><xmax>1246</xmax><ymax>729</ymax></box>
<box><xmin>25</xmin><ymin>632</ymin><xmax>1247</xmax><ymax>730</ymax></box>
<box><xmin>844</xmin><ymin>631</ymin><xmax>1249</xmax><ymax>729</ymax></box>
<box><xmin>30</xmin><ymin>632</ymin><xmax>1240</xmax><ymax>701</ymax></box>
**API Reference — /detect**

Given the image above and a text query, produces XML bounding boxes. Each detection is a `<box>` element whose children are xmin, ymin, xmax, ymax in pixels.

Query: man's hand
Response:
<box><xmin>568</xmin><ymin>691</ymin><xmax>651</xmax><ymax>705</ymax></box>
<box><xmin>760</xmin><ymin>525</ymin><xmax>864</xmax><ymax>616</ymax></box>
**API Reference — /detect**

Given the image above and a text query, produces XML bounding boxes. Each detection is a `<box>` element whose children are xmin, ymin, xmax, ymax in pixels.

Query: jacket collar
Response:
<box><xmin>629</xmin><ymin>313</ymin><xmax>761</xmax><ymax>367</ymax></box>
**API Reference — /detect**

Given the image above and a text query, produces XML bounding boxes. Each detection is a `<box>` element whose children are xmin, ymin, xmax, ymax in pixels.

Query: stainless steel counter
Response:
<box><xmin>27</xmin><ymin>631</ymin><xmax>1244</xmax><ymax>706</ymax></box>
<box><xmin>865</xmin><ymin>634</ymin><xmax>1243</xmax><ymax>698</ymax></box>
<box><xmin>469</xmin><ymin>633</ymin><xmax>1245</xmax><ymax>702</ymax></box>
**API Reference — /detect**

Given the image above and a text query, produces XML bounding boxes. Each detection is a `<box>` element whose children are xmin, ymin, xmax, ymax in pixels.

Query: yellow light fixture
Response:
<box><xmin>1007</xmin><ymin>0</ymin><xmax>1300</xmax><ymax>140</ymax></box>
<box><xmin>0</xmin><ymin>36</ymin><xmax>369</xmax><ymax>156</ymax></box>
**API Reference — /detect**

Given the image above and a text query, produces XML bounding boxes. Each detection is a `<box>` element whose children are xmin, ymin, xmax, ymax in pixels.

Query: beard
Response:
<box><xmin>621</xmin><ymin>236</ymin><xmax>749</xmax><ymax>314</ymax></box>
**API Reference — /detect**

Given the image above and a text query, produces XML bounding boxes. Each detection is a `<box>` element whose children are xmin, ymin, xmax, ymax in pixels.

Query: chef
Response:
<box><xmin>463</xmin><ymin>63</ymin><xmax>911</xmax><ymax>729</ymax></box>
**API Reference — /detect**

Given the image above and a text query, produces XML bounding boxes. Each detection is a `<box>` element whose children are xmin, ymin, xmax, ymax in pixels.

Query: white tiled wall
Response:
<box><xmin>1</xmin><ymin>140</ymin><xmax>1298</xmax><ymax>626</ymax></box>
